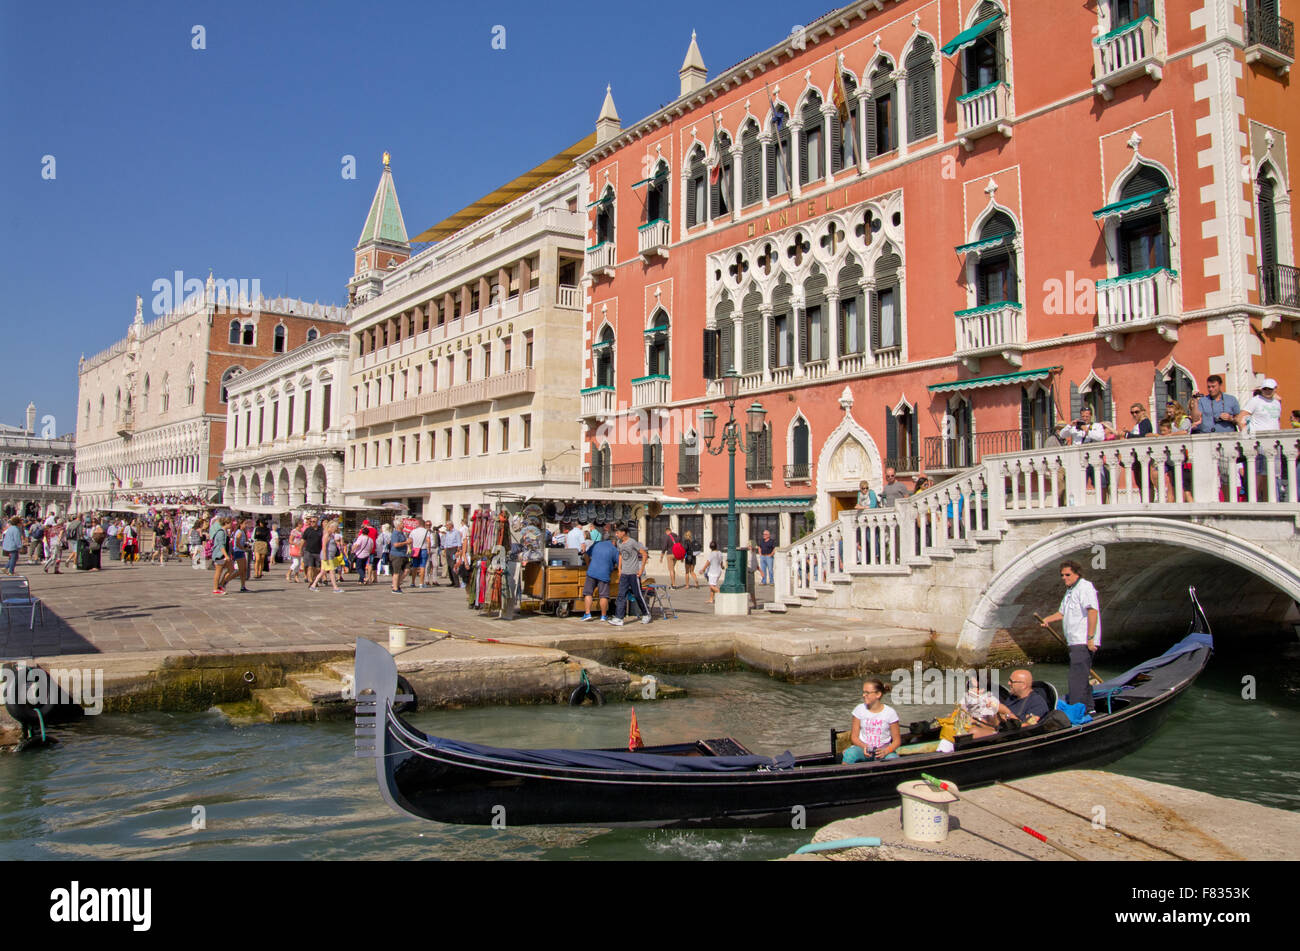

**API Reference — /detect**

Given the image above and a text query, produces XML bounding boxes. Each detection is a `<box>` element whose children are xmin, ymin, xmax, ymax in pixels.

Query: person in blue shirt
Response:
<box><xmin>2</xmin><ymin>518</ymin><xmax>22</xmax><ymax>575</ymax></box>
<box><xmin>581</xmin><ymin>534</ymin><xmax>620</xmax><ymax>621</ymax></box>
<box><xmin>1189</xmin><ymin>374</ymin><xmax>1241</xmax><ymax>434</ymax></box>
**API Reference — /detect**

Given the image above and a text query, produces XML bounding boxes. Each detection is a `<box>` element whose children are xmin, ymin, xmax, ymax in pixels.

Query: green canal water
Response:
<box><xmin>1</xmin><ymin>648</ymin><xmax>1296</xmax><ymax>861</ymax></box>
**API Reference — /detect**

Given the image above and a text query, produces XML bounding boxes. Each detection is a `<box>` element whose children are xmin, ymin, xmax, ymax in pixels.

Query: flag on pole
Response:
<box><xmin>765</xmin><ymin>84</ymin><xmax>791</xmax><ymax>199</ymax></box>
<box><xmin>832</xmin><ymin>57</ymin><xmax>850</xmax><ymax>126</ymax></box>
<box><xmin>628</xmin><ymin>707</ymin><xmax>643</xmax><ymax>750</ymax></box>
<box><xmin>832</xmin><ymin>54</ymin><xmax>855</xmax><ymax>165</ymax></box>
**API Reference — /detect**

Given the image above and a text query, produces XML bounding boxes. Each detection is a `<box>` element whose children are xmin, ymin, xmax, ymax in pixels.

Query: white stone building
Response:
<box><xmin>221</xmin><ymin>333</ymin><xmax>351</xmax><ymax>511</ymax></box>
<box><xmin>0</xmin><ymin>403</ymin><xmax>76</xmax><ymax>518</ymax></box>
<box><xmin>342</xmin><ymin>148</ymin><xmax>593</xmax><ymax>522</ymax></box>
<box><xmin>74</xmin><ymin>279</ymin><xmax>347</xmax><ymax>511</ymax></box>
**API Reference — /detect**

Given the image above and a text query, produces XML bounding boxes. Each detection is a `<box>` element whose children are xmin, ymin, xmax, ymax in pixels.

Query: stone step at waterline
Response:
<box><xmin>323</xmin><ymin>661</ymin><xmax>355</xmax><ymax>683</ymax></box>
<box><xmin>250</xmin><ymin>687</ymin><xmax>317</xmax><ymax>722</ymax></box>
<box><xmin>287</xmin><ymin>673</ymin><xmax>350</xmax><ymax>705</ymax></box>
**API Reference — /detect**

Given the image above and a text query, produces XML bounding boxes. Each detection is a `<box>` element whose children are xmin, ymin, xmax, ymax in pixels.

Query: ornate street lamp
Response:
<box><xmin>700</xmin><ymin>369</ymin><xmax>766</xmax><ymax>613</ymax></box>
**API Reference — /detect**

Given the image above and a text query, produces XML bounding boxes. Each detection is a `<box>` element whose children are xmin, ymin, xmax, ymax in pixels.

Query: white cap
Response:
<box><xmin>1262</xmin><ymin>378</ymin><xmax>1278</xmax><ymax>390</ymax></box>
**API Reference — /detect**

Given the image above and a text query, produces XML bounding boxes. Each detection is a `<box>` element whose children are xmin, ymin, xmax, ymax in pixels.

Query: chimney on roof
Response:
<box><xmin>596</xmin><ymin>85</ymin><xmax>621</xmax><ymax>144</ymax></box>
<box><xmin>679</xmin><ymin>31</ymin><xmax>707</xmax><ymax>97</ymax></box>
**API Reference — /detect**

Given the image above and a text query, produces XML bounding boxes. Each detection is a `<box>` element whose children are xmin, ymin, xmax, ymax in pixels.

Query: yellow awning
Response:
<box><xmin>411</xmin><ymin>133</ymin><xmax>597</xmax><ymax>243</ymax></box>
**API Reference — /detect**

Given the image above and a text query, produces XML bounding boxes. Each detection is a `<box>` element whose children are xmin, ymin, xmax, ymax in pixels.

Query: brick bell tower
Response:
<box><xmin>348</xmin><ymin>152</ymin><xmax>410</xmax><ymax>304</ymax></box>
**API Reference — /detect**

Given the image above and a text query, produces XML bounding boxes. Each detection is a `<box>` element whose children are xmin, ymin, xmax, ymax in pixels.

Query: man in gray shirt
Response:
<box><xmin>878</xmin><ymin>467</ymin><xmax>912</xmax><ymax>507</ymax></box>
<box><xmin>608</xmin><ymin>523</ymin><xmax>650</xmax><ymax>626</ymax></box>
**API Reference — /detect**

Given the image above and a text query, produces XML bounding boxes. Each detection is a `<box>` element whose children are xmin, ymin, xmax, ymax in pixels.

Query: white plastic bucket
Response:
<box><xmin>388</xmin><ymin>626</ymin><xmax>408</xmax><ymax>653</ymax></box>
<box><xmin>897</xmin><ymin>780</ymin><xmax>959</xmax><ymax>842</ymax></box>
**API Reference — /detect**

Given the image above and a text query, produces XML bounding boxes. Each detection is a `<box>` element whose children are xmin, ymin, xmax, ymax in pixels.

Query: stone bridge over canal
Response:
<box><xmin>773</xmin><ymin>431</ymin><xmax>1300</xmax><ymax>663</ymax></box>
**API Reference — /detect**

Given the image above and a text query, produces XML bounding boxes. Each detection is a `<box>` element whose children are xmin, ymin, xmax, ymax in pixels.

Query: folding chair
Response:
<box><xmin>641</xmin><ymin>578</ymin><xmax>678</xmax><ymax>620</ymax></box>
<box><xmin>1</xmin><ymin>576</ymin><xmax>45</xmax><ymax>631</ymax></box>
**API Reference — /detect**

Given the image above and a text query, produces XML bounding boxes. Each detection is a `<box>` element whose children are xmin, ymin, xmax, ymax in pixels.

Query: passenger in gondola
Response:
<box><xmin>843</xmin><ymin>679</ymin><xmax>901</xmax><ymax>763</ymax></box>
<box><xmin>936</xmin><ymin>674</ymin><xmax>1016</xmax><ymax>753</ymax></box>
<box><xmin>1003</xmin><ymin>670</ymin><xmax>1049</xmax><ymax>726</ymax></box>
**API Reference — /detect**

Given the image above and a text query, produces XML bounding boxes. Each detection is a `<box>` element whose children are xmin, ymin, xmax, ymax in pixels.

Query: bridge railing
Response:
<box><xmin>774</xmin><ymin>432</ymin><xmax>1300</xmax><ymax>604</ymax></box>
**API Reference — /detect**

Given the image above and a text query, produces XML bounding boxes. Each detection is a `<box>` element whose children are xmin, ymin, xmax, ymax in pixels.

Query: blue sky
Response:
<box><xmin>0</xmin><ymin>0</ymin><xmax>805</xmax><ymax>434</ymax></box>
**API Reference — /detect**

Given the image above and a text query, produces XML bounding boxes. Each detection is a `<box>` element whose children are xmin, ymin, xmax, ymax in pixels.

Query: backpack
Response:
<box><xmin>672</xmin><ymin>541</ymin><xmax>686</xmax><ymax>560</ymax></box>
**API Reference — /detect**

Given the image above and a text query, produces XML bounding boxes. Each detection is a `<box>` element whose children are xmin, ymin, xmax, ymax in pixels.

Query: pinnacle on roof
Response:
<box><xmin>598</xmin><ymin>84</ymin><xmax>620</xmax><ymax>124</ymax></box>
<box><xmin>357</xmin><ymin>153</ymin><xmax>410</xmax><ymax>248</ymax></box>
<box><xmin>680</xmin><ymin>30</ymin><xmax>706</xmax><ymax>73</ymax></box>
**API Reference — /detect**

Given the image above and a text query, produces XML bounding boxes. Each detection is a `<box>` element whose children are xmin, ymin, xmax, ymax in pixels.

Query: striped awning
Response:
<box><xmin>928</xmin><ymin>366</ymin><xmax>1060</xmax><ymax>393</ymax></box>
<box><xmin>1093</xmin><ymin>187</ymin><xmax>1169</xmax><ymax>220</ymax></box>
<box><xmin>586</xmin><ymin>191</ymin><xmax>613</xmax><ymax>210</ymax></box>
<box><xmin>631</xmin><ymin>172</ymin><xmax>668</xmax><ymax>189</ymax></box>
<box><xmin>642</xmin><ymin>324</ymin><xmax>670</xmax><ymax>336</ymax></box>
<box><xmin>941</xmin><ymin>14</ymin><xmax>1003</xmax><ymax>56</ymax></box>
<box><xmin>955</xmin><ymin>231</ymin><xmax>1014</xmax><ymax>256</ymax></box>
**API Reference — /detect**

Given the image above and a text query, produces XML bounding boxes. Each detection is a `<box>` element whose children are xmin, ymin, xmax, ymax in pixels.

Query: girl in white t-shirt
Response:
<box><xmin>843</xmin><ymin>678</ymin><xmax>901</xmax><ymax>763</ymax></box>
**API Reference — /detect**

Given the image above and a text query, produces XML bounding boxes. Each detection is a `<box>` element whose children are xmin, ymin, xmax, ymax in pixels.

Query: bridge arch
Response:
<box><xmin>957</xmin><ymin>516</ymin><xmax>1300</xmax><ymax>662</ymax></box>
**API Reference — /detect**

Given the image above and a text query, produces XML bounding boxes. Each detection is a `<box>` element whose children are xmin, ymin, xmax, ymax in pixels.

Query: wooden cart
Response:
<box><xmin>518</xmin><ymin>562</ymin><xmax>621</xmax><ymax>617</ymax></box>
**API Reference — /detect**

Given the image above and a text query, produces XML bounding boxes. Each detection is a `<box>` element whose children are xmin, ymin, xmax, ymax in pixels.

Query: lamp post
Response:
<box><xmin>700</xmin><ymin>370</ymin><xmax>766</xmax><ymax>615</ymax></box>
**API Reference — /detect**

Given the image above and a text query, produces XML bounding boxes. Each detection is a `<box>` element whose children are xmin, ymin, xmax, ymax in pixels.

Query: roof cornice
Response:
<box><xmin>576</xmin><ymin>0</ymin><xmax>885</xmax><ymax>166</ymax></box>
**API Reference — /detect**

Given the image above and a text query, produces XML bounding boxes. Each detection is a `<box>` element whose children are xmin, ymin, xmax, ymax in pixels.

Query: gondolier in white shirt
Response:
<box><xmin>1040</xmin><ymin>560</ymin><xmax>1101</xmax><ymax>713</ymax></box>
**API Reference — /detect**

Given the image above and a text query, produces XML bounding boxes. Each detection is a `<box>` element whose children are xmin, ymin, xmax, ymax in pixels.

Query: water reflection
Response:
<box><xmin>1</xmin><ymin>653</ymin><xmax>1295</xmax><ymax>861</ymax></box>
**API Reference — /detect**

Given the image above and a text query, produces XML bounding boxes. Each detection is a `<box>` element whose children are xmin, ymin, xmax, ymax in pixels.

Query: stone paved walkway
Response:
<box><xmin>0</xmin><ymin>554</ymin><xmax>798</xmax><ymax>659</ymax></box>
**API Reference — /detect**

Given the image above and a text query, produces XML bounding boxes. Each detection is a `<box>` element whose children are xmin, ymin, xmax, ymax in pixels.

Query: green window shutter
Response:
<box><xmin>1021</xmin><ymin>388</ymin><xmax>1033</xmax><ymax>449</ymax></box>
<box><xmin>703</xmin><ymin>328</ymin><xmax>718</xmax><ymax>380</ymax></box>
<box><xmin>908</xmin><ymin>411</ymin><xmax>919</xmax><ymax>465</ymax></box>
<box><xmin>720</xmin><ymin>318</ymin><xmax>734</xmax><ymax>372</ymax></box>
<box><xmin>1153</xmin><ymin>369</ymin><xmax>1167</xmax><ymax>417</ymax></box>
<box><xmin>865</xmin><ymin>96</ymin><xmax>879</xmax><ymax>157</ymax></box>
<box><xmin>744</xmin><ymin>316</ymin><xmax>762</xmax><ymax>374</ymax></box>
<box><xmin>1102</xmin><ymin>379</ymin><xmax>1114</xmax><ymax>423</ymax></box>
<box><xmin>1069</xmin><ymin>382</ymin><xmax>1082</xmax><ymax>421</ymax></box>
<box><xmin>837</xmin><ymin>299</ymin><xmax>847</xmax><ymax>353</ymax></box>
<box><xmin>1259</xmin><ymin>174</ymin><xmax>1277</xmax><ymax>272</ymax></box>
<box><xmin>798</xmin><ymin>309</ymin><xmax>809</xmax><ymax>363</ymax></box>
<box><xmin>766</xmin><ymin>141</ymin><xmax>778</xmax><ymax>197</ymax></box>
<box><xmin>831</xmin><ymin>112</ymin><xmax>844</xmax><ymax>173</ymax></box>
<box><xmin>742</xmin><ymin>133</ymin><xmax>761</xmax><ymax>206</ymax></box>
<box><xmin>886</xmin><ymin>407</ymin><xmax>898</xmax><ymax>461</ymax></box>
<box><xmin>686</xmin><ymin>176</ymin><xmax>698</xmax><ymax>228</ymax></box>
<box><xmin>870</xmin><ymin>290</ymin><xmax>881</xmax><ymax>351</ymax></box>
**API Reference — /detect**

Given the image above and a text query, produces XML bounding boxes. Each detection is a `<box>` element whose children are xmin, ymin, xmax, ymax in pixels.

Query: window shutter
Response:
<box><xmin>886</xmin><ymin>407</ymin><xmax>898</xmax><ymax>462</ymax></box>
<box><xmin>742</xmin><ymin>133</ymin><xmax>761</xmax><ymax>206</ymax></box>
<box><xmin>908</xmin><ymin>411</ymin><xmax>919</xmax><ymax>467</ymax></box>
<box><xmin>745</xmin><ymin>316</ymin><xmax>762</xmax><ymax>374</ymax></box>
<box><xmin>798</xmin><ymin>128</ymin><xmax>810</xmax><ymax>185</ymax></box>
<box><xmin>766</xmin><ymin>141</ymin><xmax>778</xmax><ymax>197</ymax></box>
<box><xmin>837</xmin><ymin>300</ymin><xmax>847</xmax><ymax>354</ymax></box>
<box><xmin>1069</xmin><ymin>382</ymin><xmax>1082</xmax><ymax>421</ymax></box>
<box><xmin>906</xmin><ymin>40</ymin><xmax>936</xmax><ymax>142</ymax></box>
<box><xmin>710</xmin><ymin>168</ymin><xmax>722</xmax><ymax>219</ymax></box>
<box><xmin>703</xmin><ymin>328</ymin><xmax>717</xmax><ymax>380</ymax></box>
<box><xmin>870</xmin><ymin>291</ymin><xmax>881</xmax><ymax>351</ymax></box>
<box><xmin>1102</xmin><ymin>378</ymin><xmax>1114</xmax><ymax>423</ymax></box>
<box><xmin>1258</xmin><ymin>175</ymin><xmax>1277</xmax><ymax>272</ymax></box>
<box><xmin>1153</xmin><ymin>370</ymin><xmax>1167</xmax><ymax>417</ymax></box>
<box><xmin>1118</xmin><ymin>228</ymin><xmax>1132</xmax><ymax>274</ymax></box>
<box><xmin>798</xmin><ymin>309</ymin><xmax>809</xmax><ymax>363</ymax></box>
<box><xmin>720</xmin><ymin>318</ymin><xmax>734</xmax><ymax>372</ymax></box>
<box><xmin>768</xmin><ymin>315</ymin><xmax>778</xmax><ymax>368</ymax></box>
<box><xmin>686</xmin><ymin>177</ymin><xmax>697</xmax><ymax>228</ymax></box>
<box><xmin>865</xmin><ymin>97</ymin><xmax>879</xmax><ymax>157</ymax></box>
<box><xmin>831</xmin><ymin>113</ymin><xmax>844</xmax><ymax>173</ymax></box>
<box><xmin>1021</xmin><ymin>389</ymin><xmax>1033</xmax><ymax>449</ymax></box>
<box><xmin>820</xmin><ymin>306</ymin><xmax>830</xmax><ymax>359</ymax></box>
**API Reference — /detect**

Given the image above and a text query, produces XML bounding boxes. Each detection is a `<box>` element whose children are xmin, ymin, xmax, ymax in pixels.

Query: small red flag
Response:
<box><xmin>628</xmin><ymin>707</ymin><xmax>643</xmax><ymax>750</ymax></box>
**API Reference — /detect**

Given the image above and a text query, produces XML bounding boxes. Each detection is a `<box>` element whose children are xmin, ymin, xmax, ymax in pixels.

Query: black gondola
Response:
<box><xmin>355</xmin><ymin>589</ymin><xmax>1214</xmax><ymax>829</ymax></box>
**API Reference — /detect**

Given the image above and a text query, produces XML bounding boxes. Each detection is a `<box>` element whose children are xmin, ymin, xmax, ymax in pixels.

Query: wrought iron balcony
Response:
<box><xmin>923</xmin><ymin>428</ymin><xmax>1025</xmax><ymax>472</ymax></box>
<box><xmin>583</xmin><ymin>460</ymin><xmax>662</xmax><ymax>489</ymax></box>
<box><xmin>1260</xmin><ymin>263</ymin><xmax>1300</xmax><ymax>308</ymax></box>
<box><xmin>1245</xmin><ymin>5</ymin><xmax>1294</xmax><ymax>74</ymax></box>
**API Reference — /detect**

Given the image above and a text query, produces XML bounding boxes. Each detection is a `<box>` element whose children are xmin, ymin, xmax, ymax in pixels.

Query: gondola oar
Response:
<box><xmin>920</xmin><ymin>773</ymin><xmax>1088</xmax><ymax>861</ymax></box>
<box><xmin>1033</xmin><ymin>613</ymin><xmax>1102</xmax><ymax>685</ymax></box>
<box><xmin>373</xmin><ymin>620</ymin><xmax>568</xmax><ymax>653</ymax></box>
<box><xmin>795</xmin><ymin>837</ymin><xmax>881</xmax><ymax>854</ymax></box>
